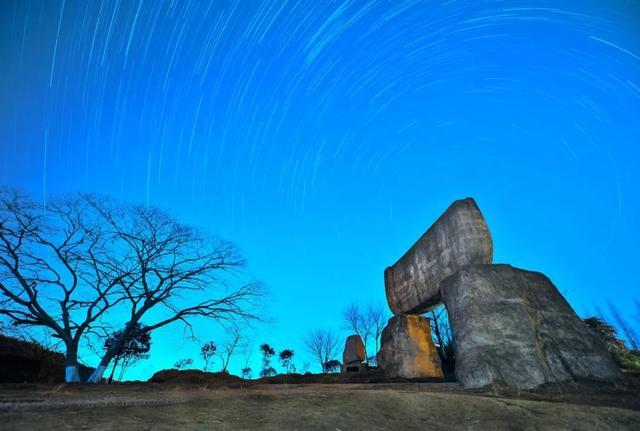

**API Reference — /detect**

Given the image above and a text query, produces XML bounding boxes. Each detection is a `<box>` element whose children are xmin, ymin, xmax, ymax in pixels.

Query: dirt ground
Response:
<box><xmin>1</xmin><ymin>378</ymin><xmax>640</xmax><ymax>430</ymax></box>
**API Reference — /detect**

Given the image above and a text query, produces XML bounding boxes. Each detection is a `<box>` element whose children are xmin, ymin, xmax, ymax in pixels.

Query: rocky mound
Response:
<box><xmin>0</xmin><ymin>335</ymin><xmax>93</xmax><ymax>383</ymax></box>
<box><xmin>149</xmin><ymin>369</ymin><xmax>244</xmax><ymax>385</ymax></box>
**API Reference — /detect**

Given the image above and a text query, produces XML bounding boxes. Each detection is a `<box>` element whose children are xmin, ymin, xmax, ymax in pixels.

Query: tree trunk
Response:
<box><xmin>87</xmin><ymin>356</ymin><xmax>110</xmax><ymax>383</ymax></box>
<box><xmin>64</xmin><ymin>345</ymin><xmax>81</xmax><ymax>383</ymax></box>
<box><xmin>107</xmin><ymin>356</ymin><xmax>120</xmax><ymax>384</ymax></box>
<box><xmin>87</xmin><ymin>324</ymin><xmax>137</xmax><ymax>383</ymax></box>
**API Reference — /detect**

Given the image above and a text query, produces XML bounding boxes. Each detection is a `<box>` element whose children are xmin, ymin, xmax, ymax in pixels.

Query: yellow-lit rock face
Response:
<box><xmin>377</xmin><ymin>314</ymin><xmax>443</xmax><ymax>378</ymax></box>
<box><xmin>406</xmin><ymin>315</ymin><xmax>443</xmax><ymax>378</ymax></box>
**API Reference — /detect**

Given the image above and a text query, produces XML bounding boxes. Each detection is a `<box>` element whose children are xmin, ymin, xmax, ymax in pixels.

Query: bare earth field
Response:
<box><xmin>1</xmin><ymin>377</ymin><xmax>640</xmax><ymax>431</ymax></box>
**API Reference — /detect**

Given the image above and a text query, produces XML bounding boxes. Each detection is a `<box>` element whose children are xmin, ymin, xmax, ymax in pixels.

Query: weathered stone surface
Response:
<box><xmin>384</xmin><ymin>198</ymin><xmax>493</xmax><ymax>314</ymax></box>
<box><xmin>376</xmin><ymin>314</ymin><xmax>443</xmax><ymax>378</ymax></box>
<box><xmin>441</xmin><ymin>264</ymin><xmax>623</xmax><ymax>390</ymax></box>
<box><xmin>343</xmin><ymin>334</ymin><xmax>366</xmax><ymax>365</ymax></box>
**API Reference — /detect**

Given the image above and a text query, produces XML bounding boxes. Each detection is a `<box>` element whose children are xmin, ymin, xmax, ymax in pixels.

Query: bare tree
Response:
<box><xmin>217</xmin><ymin>326</ymin><xmax>244</xmax><ymax>373</ymax></box>
<box><xmin>0</xmin><ymin>189</ymin><xmax>262</xmax><ymax>383</ymax></box>
<box><xmin>426</xmin><ymin>305</ymin><xmax>455</xmax><ymax>373</ymax></box>
<box><xmin>304</xmin><ymin>329</ymin><xmax>339</xmax><ymax>373</ymax></box>
<box><xmin>342</xmin><ymin>303</ymin><xmax>371</xmax><ymax>360</ymax></box>
<box><xmin>0</xmin><ymin>189</ymin><xmax>130</xmax><ymax>382</ymax></box>
<box><xmin>367</xmin><ymin>303</ymin><xmax>387</xmax><ymax>363</ymax></box>
<box><xmin>608</xmin><ymin>301</ymin><xmax>639</xmax><ymax>351</ymax></box>
<box><xmin>240</xmin><ymin>341</ymin><xmax>254</xmax><ymax>379</ymax></box>
<box><xmin>85</xmin><ymin>198</ymin><xmax>262</xmax><ymax>383</ymax></box>
<box><xmin>342</xmin><ymin>302</ymin><xmax>387</xmax><ymax>363</ymax></box>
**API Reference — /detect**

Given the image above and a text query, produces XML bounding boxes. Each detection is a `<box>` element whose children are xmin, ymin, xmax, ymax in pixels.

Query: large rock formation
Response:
<box><xmin>377</xmin><ymin>314</ymin><xmax>443</xmax><ymax>378</ymax></box>
<box><xmin>343</xmin><ymin>334</ymin><xmax>366</xmax><ymax>364</ymax></box>
<box><xmin>441</xmin><ymin>264</ymin><xmax>623</xmax><ymax>389</ymax></box>
<box><xmin>384</xmin><ymin>198</ymin><xmax>493</xmax><ymax>314</ymax></box>
<box><xmin>342</xmin><ymin>334</ymin><xmax>367</xmax><ymax>373</ymax></box>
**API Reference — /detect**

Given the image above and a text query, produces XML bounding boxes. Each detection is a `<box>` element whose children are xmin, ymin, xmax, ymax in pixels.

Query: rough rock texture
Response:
<box><xmin>441</xmin><ymin>264</ymin><xmax>623</xmax><ymax>389</ymax></box>
<box><xmin>343</xmin><ymin>334</ymin><xmax>366</xmax><ymax>364</ymax></box>
<box><xmin>377</xmin><ymin>314</ymin><xmax>443</xmax><ymax>378</ymax></box>
<box><xmin>384</xmin><ymin>198</ymin><xmax>493</xmax><ymax>314</ymax></box>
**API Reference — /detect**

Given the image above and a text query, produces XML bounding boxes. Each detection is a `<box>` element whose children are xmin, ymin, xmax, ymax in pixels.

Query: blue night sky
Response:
<box><xmin>1</xmin><ymin>0</ymin><xmax>639</xmax><ymax>380</ymax></box>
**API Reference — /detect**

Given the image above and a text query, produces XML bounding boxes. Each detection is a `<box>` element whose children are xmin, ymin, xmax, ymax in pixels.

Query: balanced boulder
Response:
<box><xmin>377</xmin><ymin>314</ymin><xmax>443</xmax><ymax>378</ymax></box>
<box><xmin>343</xmin><ymin>334</ymin><xmax>366</xmax><ymax>364</ymax></box>
<box><xmin>384</xmin><ymin>198</ymin><xmax>493</xmax><ymax>314</ymax></box>
<box><xmin>342</xmin><ymin>334</ymin><xmax>367</xmax><ymax>373</ymax></box>
<box><xmin>441</xmin><ymin>264</ymin><xmax>623</xmax><ymax>389</ymax></box>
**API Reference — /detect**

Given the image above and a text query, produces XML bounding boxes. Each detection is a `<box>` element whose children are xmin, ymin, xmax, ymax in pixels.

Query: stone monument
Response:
<box><xmin>342</xmin><ymin>334</ymin><xmax>366</xmax><ymax>373</ymax></box>
<box><xmin>378</xmin><ymin>197</ymin><xmax>623</xmax><ymax>389</ymax></box>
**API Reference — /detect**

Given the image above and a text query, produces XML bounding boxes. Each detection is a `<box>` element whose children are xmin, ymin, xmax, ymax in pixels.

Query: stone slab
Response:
<box><xmin>384</xmin><ymin>198</ymin><xmax>493</xmax><ymax>314</ymax></box>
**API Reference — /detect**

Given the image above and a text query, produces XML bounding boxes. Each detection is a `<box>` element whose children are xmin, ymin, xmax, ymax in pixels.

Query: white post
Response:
<box><xmin>87</xmin><ymin>364</ymin><xmax>107</xmax><ymax>384</ymax></box>
<box><xmin>65</xmin><ymin>365</ymin><xmax>81</xmax><ymax>383</ymax></box>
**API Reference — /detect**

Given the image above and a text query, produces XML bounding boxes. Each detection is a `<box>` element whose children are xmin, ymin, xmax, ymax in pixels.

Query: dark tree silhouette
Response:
<box><xmin>259</xmin><ymin>343</ymin><xmax>276</xmax><ymax>377</ymax></box>
<box><xmin>607</xmin><ymin>302</ymin><xmax>639</xmax><ymax>350</ymax></box>
<box><xmin>0</xmin><ymin>189</ymin><xmax>262</xmax><ymax>382</ymax></box>
<box><xmin>304</xmin><ymin>329</ymin><xmax>339</xmax><ymax>373</ymax></box>
<box><xmin>279</xmin><ymin>349</ymin><xmax>295</xmax><ymax>374</ymax></box>
<box><xmin>427</xmin><ymin>305</ymin><xmax>455</xmax><ymax>373</ymax></box>
<box><xmin>174</xmin><ymin>358</ymin><xmax>193</xmax><ymax>369</ymax></box>
<box><xmin>342</xmin><ymin>302</ymin><xmax>387</xmax><ymax>363</ymax></box>
<box><xmin>324</xmin><ymin>359</ymin><xmax>341</xmax><ymax>373</ymax></box>
<box><xmin>342</xmin><ymin>303</ymin><xmax>372</xmax><ymax>360</ymax></box>
<box><xmin>104</xmin><ymin>323</ymin><xmax>151</xmax><ymax>383</ymax></box>
<box><xmin>217</xmin><ymin>326</ymin><xmax>243</xmax><ymax>373</ymax></box>
<box><xmin>200</xmin><ymin>341</ymin><xmax>217</xmax><ymax>372</ymax></box>
<box><xmin>0</xmin><ymin>189</ymin><xmax>128</xmax><ymax>382</ymax></box>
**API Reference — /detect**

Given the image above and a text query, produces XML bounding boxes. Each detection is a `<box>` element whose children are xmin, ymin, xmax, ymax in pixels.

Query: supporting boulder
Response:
<box><xmin>441</xmin><ymin>264</ymin><xmax>623</xmax><ymax>389</ymax></box>
<box><xmin>384</xmin><ymin>198</ymin><xmax>493</xmax><ymax>314</ymax></box>
<box><xmin>377</xmin><ymin>314</ymin><xmax>443</xmax><ymax>378</ymax></box>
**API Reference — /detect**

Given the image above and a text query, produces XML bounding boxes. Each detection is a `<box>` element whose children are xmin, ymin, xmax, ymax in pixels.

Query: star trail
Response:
<box><xmin>1</xmin><ymin>0</ymin><xmax>639</xmax><ymax>379</ymax></box>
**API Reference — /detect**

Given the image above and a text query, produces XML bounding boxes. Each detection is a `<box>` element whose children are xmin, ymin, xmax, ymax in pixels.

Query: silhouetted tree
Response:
<box><xmin>304</xmin><ymin>329</ymin><xmax>339</xmax><ymax>373</ymax></box>
<box><xmin>218</xmin><ymin>326</ymin><xmax>243</xmax><ymax>373</ymax></box>
<box><xmin>200</xmin><ymin>341</ymin><xmax>217</xmax><ymax>372</ymax></box>
<box><xmin>0</xmin><ymin>190</ymin><xmax>132</xmax><ymax>382</ymax></box>
<box><xmin>174</xmin><ymin>358</ymin><xmax>193</xmax><ymax>370</ymax></box>
<box><xmin>259</xmin><ymin>343</ymin><xmax>276</xmax><ymax>377</ymax></box>
<box><xmin>427</xmin><ymin>305</ymin><xmax>455</xmax><ymax>374</ymax></box>
<box><xmin>367</xmin><ymin>303</ymin><xmax>387</xmax><ymax>364</ymax></box>
<box><xmin>342</xmin><ymin>303</ymin><xmax>372</xmax><ymax>360</ymax></box>
<box><xmin>342</xmin><ymin>302</ymin><xmax>387</xmax><ymax>364</ymax></box>
<box><xmin>104</xmin><ymin>323</ymin><xmax>151</xmax><ymax>383</ymax></box>
<box><xmin>0</xmin><ymin>189</ymin><xmax>262</xmax><ymax>382</ymax></box>
<box><xmin>279</xmin><ymin>349</ymin><xmax>295</xmax><ymax>374</ymax></box>
<box><xmin>608</xmin><ymin>302</ymin><xmax>639</xmax><ymax>350</ymax></box>
<box><xmin>241</xmin><ymin>367</ymin><xmax>252</xmax><ymax>379</ymax></box>
<box><xmin>324</xmin><ymin>359</ymin><xmax>341</xmax><ymax>373</ymax></box>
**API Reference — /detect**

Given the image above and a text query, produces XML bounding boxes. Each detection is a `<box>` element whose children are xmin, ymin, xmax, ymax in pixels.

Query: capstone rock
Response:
<box><xmin>384</xmin><ymin>198</ymin><xmax>493</xmax><ymax>314</ymax></box>
<box><xmin>376</xmin><ymin>314</ymin><xmax>443</xmax><ymax>379</ymax></box>
<box><xmin>441</xmin><ymin>264</ymin><xmax>623</xmax><ymax>389</ymax></box>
